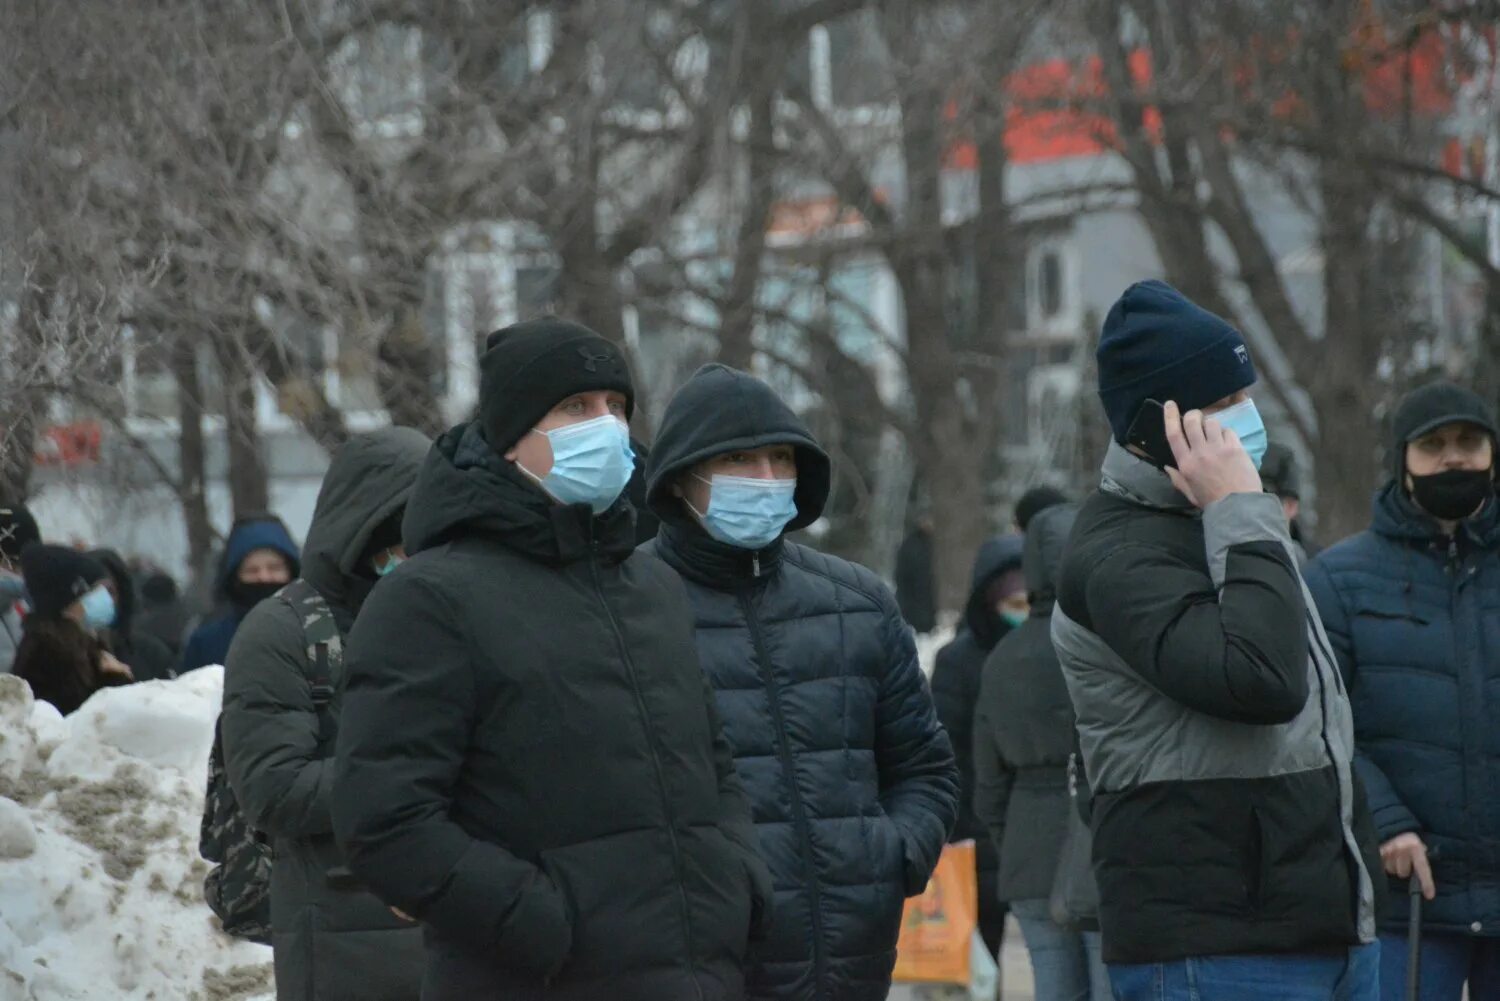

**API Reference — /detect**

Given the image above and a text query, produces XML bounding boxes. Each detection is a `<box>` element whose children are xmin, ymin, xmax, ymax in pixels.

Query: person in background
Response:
<box><xmin>0</xmin><ymin>504</ymin><xmax>41</xmax><ymax>673</ymax></box>
<box><xmin>137</xmin><ymin>569</ymin><xmax>190</xmax><ymax>657</ymax></box>
<box><xmin>931</xmin><ymin>530</ymin><xmax>1028</xmax><ymax>964</ymax></box>
<box><xmin>89</xmin><ymin>549</ymin><xmax>176</xmax><ymax>682</ymax></box>
<box><xmin>895</xmin><ymin>516</ymin><xmax>938</xmax><ymax>634</ymax></box>
<box><xmin>1052</xmin><ymin>281</ymin><xmax>1381</xmax><ymax>1000</ymax></box>
<box><xmin>14</xmin><ymin>543</ymin><xmax>133</xmax><ymax>714</ymax></box>
<box><xmin>223</xmin><ymin>428</ymin><xmax>430</xmax><ymax>1001</ymax></box>
<box><xmin>1013</xmin><ymin>485</ymin><xmax>1070</xmax><ymax>534</ymax></box>
<box><xmin>334</xmin><ymin>320</ymin><xmax>765</xmax><ymax>1000</ymax></box>
<box><xmin>180</xmin><ymin>514</ymin><xmax>300</xmax><ymax>673</ymax></box>
<box><xmin>644</xmin><ymin>363</ymin><xmax>959</xmax><ymax>1001</ymax></box>
<box><xmin>1260</xmin><ymin>443</ymin><xmax>1316</xmax><ymax>563</ymax></box>
<box><xmin>1304</xmin><ymin>381</ymin><xmax>1500</xmax><ymax>1000</ymax></box>
<box><xmin>974</xmin><ymin>503</ymin><xmax>1109</xmax><ymax>1001</ymax></box>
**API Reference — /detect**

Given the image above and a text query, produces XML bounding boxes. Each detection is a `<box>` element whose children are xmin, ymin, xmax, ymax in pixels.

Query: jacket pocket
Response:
<box><xmin>538</xmin><ymin>828</ymin><xmax>678</xmax><ymax>980</ymax></box>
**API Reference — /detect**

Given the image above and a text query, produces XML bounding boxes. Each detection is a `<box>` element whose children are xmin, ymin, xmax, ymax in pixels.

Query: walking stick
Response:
<box><xmin>1406</xmin><ymin>872</ymin><xmax>1423</xmax><ymax>1001</ymax></box>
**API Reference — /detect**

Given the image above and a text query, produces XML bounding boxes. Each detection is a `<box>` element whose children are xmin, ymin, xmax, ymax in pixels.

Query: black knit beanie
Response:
<box><xmin>1390</xmin><ymin>381</ymin><xmax>1498</xmax><ymax>479</ymax></box>
<box><xmin>478</xmin><ymin>317</ymin><xmax>635</xmax><ymax>453</ymax></box>
<box><xmin>20</xmin><ymin>542</ymin><xmax>108</xmax><ymax>620</ymax></box>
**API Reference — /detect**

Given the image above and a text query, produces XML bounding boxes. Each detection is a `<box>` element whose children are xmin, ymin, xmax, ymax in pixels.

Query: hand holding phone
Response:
<box><xmin>1159</xmin><ymin>401</ymin><xmax>1262</xmax><ymax>509</ymax></box>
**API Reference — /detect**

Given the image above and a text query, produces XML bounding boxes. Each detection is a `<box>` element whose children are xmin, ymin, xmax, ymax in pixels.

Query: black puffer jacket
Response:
<box><xmin>223</xmin><ymin>428</ymin><xmax>430</xmax><ymax>1001</ymax></box>
<box><xmin>972</xmin><ymin>505</ymin><xmax>1077</xmax><ymax>902</ymax></box>
<box><xmin>644</xmin><ymin>365</ymin><xmax>959</xmax><ymax>1001</ymax></box>
<box><xmin>332</xmin><ymin>421</ymin><xmax>768</xmax><ymax>1001</ymax></box>
<box><xmin>931</xmin><ymin>535</ymin><xmax>1024</xmax><ymax>886</ymax></box>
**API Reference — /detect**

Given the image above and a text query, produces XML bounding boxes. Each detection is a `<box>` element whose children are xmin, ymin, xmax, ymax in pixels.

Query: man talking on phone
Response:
<box><xmin>1051</xmin><ymin>281</ymin><xmax>1383</xmax><ymax>1001</ymax></box>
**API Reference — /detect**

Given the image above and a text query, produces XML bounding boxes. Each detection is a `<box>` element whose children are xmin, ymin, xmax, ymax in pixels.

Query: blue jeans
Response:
<box><xmin>1377</xmin><ymin>930</ymin><xmax>1500</xmax><ymax>1001</ymax></box>
<box><xmin>1011</xmin><ymin>898</ymin><xmax>1111</xmax><ymax>1001</ymax></box>
<box><xmin>1108</xmin><ymin>943</ymin><xmax>1380</xmax><ymax>1001</ymax></box>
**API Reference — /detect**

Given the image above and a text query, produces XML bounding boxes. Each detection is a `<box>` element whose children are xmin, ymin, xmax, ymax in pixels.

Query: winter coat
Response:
<box><xmin>90</xmin><ymin>549</ymin><xmax>176</xmax><ymax>682</ymax></box>
<box><xmin>1305</xmin><ymin>483</ymin><xmax>1500</xmax><ymax>936</ymax></box>
<box><xmin>972</xmin><ymin>506</ymin><xmax>1076</xmax><ymax>902</ymax></box>
<box><xmin>1051</xmin><ymin>442</ymin><xmax>1382</xmax><ymax>964</ymax></box>
<box><xmin>644</xmin><ymin>364</ymin><xmax>960</xmax><ymax>1001</ymax></box>
<box><xmin>181</xmin><ymin>518</ymin><xmax>300</xmax><ymax>674</ymax></box>
<box><xmin>222</xmin><ymin>429</ymin><xmax>429</xmax><ymax>1001</ymax></box>
<box><xmin>332</xmin><ymin>422</ymin><xmax>768</xmax><ymax>1001</ymax></box>
<box><xmin>894</xmin><ymin>528</ymin><xmax>937</xmax><ymax>634</ymax></box>
<box><xmin>931</xmin><ymin>534</ymin><xmax>1024</xmax><ymax>897</ymax></box>
<box><xmin>0</xmin><ymin>603</ymin><xmax>21</xmax><ymax>674</ymax></box>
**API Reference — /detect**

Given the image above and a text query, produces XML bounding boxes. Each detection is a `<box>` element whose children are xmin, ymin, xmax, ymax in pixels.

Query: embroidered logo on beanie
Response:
<box><xmin>578</xmin><ymin>345</ymin><xmax>614</xmax><ymax>373</ymax></box>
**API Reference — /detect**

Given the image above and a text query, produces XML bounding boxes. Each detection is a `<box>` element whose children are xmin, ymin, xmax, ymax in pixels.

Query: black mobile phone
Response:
<box><xmin>1124</xmin><ymin>399</ymin><xmax>1177</xmax><ymax>470</ymax></box>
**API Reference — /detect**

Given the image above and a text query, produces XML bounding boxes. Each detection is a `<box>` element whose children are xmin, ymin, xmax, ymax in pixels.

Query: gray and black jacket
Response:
<box><xmin>1051</xmin><ymin>443</ymin><xmax>1382</xmax><ymax>965</ymax></box>
<box><xmin>223</xmin><ymin>428</ymin><xmax>430</xmax><ymax>1001</ymax></box>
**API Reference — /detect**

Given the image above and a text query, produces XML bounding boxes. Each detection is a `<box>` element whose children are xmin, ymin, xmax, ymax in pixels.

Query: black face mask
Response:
<box><xmin>1409</xmin><ymin>468</ymin><xmax>1494</xmax><ymax>522</ymax></box>
<box><xmin>230</xmin><ymin>579</ymin><xmax>285</xmax><ymax>609</ymax></box>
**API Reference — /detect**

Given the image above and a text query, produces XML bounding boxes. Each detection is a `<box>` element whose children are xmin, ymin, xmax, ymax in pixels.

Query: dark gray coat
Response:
<box><xmin>222</xmin><ymin>428</ymin><xmax>430</xmax><ymax>1001</ymax></box>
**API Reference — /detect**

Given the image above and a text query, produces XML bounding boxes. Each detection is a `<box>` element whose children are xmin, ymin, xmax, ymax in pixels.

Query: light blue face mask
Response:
<box><xmin>374</xmin><ymin>553</ymin><xmax>404</xmax><ymax>578</ymax></box>
<box><xmin>1000</xmin><ymin>608</ymin><xmax>1029</xmax><ymax>630</ymax></box>
<box><xmin>1216</xmin><ymin>398</ymin><xmax>1269</xmax><ymax>470</ymax></box>
<box><xmin>81</xmin><ymin>585</ymin><xmax>116</xmax><ymax>630</ymax></box>
<box><xmin>689</xmin><ymin>474</ymin><xmax>799</xmax><ymax>550</ymax></box>
<box><xmin>520</xmin><ymin>415</ymin><xmax>636</xmax><ymax>514</ymax></box>
<box><xmin>0</xmin><ymin>572</ymin><xmax>26</xmax><ymax>604</ymax></box>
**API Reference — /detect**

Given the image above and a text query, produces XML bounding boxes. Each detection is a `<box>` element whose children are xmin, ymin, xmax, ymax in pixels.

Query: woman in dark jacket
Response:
<box><xmin>930</xmin><ymin>533</ymin><xmax>1024</xmax><ymax>958</ymax></box>
<box><xmin>644</xmin><ymin>363</ymin><xmax>959</xmax><ymax>1001</ymax></box>
<box><xmin>222</xmin><ymin>428</ymin><xmax>430</xmax><ymax>1001</ymax></box>
<box><xmin>973</xmin><ymin>504</ymin><xmax>1109</xmax><ymax>1001</ymax></box>
<box><xmin>89</xmin><ymin>548</ymin><xmax>177</xmax><ymax>681</ymax></box>
<box><xmin>1305</xmin><ymin>382</ymin><xmax>1500</xmax><ymax>1001</ymax></box>
<box><xmin>15</xmin><ymin>543</ymin><xmax>133</xmax><ymax>714</ymax></box>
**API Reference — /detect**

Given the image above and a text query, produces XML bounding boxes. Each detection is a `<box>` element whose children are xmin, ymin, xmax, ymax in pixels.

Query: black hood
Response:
<box><xmin>302</xmin><ymin>427</ymin><xmax>431</xmax><ymax>612</ymax></box>
<box><xmin>645</xmin><ymin>364</ymin><xmax>831</xmax><ymax>532</ymax></box>
<box><xmin>215</xmin><ymin>515</ymin><xmax>301</xmax><ymax>604</ymax></box>
<box><xmin>1022</xmin><ymin>503</ymin><xmax>1079</xmax><ymax>614</ymax></box>
<box><xmin>88</xmin><ymin>548</ymin><xmax>136</xmax><ymax>630</ymax></box>
<box><xmin>962</xmin><ymin>534</ymin><xmax>1024</xmax><ymax>650</ymax></box>
<box><xmin>403</xmin><ymin>422</ymin><xmax>637</xmax><ymax>566</ymax></box>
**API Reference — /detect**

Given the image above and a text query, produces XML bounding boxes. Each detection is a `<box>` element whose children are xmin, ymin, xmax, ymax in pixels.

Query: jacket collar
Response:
<box><xmin>655</xmin><ymin>521</ymin><xmax>784</xmax><ymax>590</ymax></box>
<box><xmin>1371</xmin><ymin>480</ymin><xmax>1500</xmax><ymax>549</ymax></box>
<box><xmin>1100</xmin><ymin>441</ymin><xmax>1195</xmax><ymax>512</ymax></box>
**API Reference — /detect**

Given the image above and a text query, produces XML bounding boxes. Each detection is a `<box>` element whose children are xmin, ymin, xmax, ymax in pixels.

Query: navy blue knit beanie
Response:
<box><xmin>1096</xmin><ymin>281</ymin><xmax>1257</xmax><ymax>444</ymax></box>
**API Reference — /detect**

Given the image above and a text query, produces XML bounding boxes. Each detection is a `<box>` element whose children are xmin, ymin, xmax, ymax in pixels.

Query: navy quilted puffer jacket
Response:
<box><xmin>1305</xmin><ymin>483</ymin><xmax>1500</xmax><ymax>936</ymax></box>
<box><xmin>646</xmin><ymin>364</ymin><xmax>960</xmax><ymax>1001</ymax></box>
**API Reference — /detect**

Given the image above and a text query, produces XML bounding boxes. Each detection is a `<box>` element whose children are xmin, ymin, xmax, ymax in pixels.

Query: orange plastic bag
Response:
<box><xmin>892</xmin><ymin>840</ymin><xmax>978</xmax><ymax>985</ymax></box>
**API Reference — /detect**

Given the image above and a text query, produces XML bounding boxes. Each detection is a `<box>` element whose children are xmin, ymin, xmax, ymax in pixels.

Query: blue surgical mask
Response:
<box><xmin>81</xmin><ymin>585</ymin><xmax>116</xmax><ymax>630</ymax></box>
<box><xmin>520</xmin><ymin>415</ymin><xmax>635</xmax><ymax>514</ymax></box>
<box><xmin>1000</xmin><ymin>608</ymin><xmax>1029</xmax><ymax>630</ymax></box>
<box><xmin>375</xmin><ymin>554</ymin><xmax>404</xmax><ymax>578</ymax></box>
<box><xmin>0</xmin><ymin>572</ymin><xmax>26</xmax><ymax>604</ymax></box>
<box><xmin>689</xmin><ymin>474</ymin><xmax>798</xmax><ymax>550</ymax></box>
<box><xmin>1216</xmin><ymin>398</ymin><xmax>1268</xmax><ymax>470</ymax></box>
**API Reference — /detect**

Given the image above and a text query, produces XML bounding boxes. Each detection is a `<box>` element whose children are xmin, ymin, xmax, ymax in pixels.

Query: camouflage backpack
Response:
<box><xmin>199</xmin><ymin>579</ymin><xmax>342</xmax><ymax>943</ymax></box>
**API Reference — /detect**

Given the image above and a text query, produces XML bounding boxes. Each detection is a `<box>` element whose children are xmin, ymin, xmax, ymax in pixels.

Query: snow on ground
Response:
<box><xmin>0</xmin><ymin>669</ymin><xmax>274</xmax><ymax>1001</ymax></box>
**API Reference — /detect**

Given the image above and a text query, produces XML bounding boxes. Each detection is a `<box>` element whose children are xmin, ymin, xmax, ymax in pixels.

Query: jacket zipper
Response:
<box><xmin>740</xmin><ymin>590</ymin><xmax>828</xmax><ymax>999</ymax></box>
<box><xmin>588</xmin><ymin>547</ymin><xmax>706</xmax><ymax>1001</ymax></box>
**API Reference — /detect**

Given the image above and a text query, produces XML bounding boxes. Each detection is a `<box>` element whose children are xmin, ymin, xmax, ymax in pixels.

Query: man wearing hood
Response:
<box><xmin>181</xmin><ymin>514</ymin><xmax>300</xmax><ymax>673</ymax></box>
<box><xmin>1305</xmin><ymin>382</ymin><xmax>1500</xmax><ymax>1000</ymax></box>
<box><xmin>332</xmin><ymin>320</ymin><xmax>766</xmax><ymax>1001</ymax></box>
<box><xmin>1052</xmin><ymin>281</ymin><xmax>1381</xmax><ymax>1000</ymax></box>
<box><xmin>974</xmin><ymin>504</ymin><xmax>1110</xmax><ymax>1001</ymax></box>
<box><xmin>930</xmin><ymin>532</ymin><xmax>1025</xmax><ymax>960</ymax></box>
<box><xmin>643</xmin><ymin>363</ymin><xmax>959</xmax><ymax>1001</ymax></box>
<box><xmin>221</xmin><ymin>428</ymin><xmax>430</xmax><ymax>1001</ymax></box>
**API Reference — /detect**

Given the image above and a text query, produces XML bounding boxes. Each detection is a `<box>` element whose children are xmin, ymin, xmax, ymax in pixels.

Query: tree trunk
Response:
<box><xmin>215</xmin><ymin>334</ymin><xmax>270</xmax><ymax>517</ymax></box>
<box><xmin>173</xmin><ymin>335</ymin><xmax>215</xmax><ymax>596</ymax></box>
<box><xmin>378</xmin><ymin>307</ymin><xmax>446</xmax><ymax>438</ymax></box>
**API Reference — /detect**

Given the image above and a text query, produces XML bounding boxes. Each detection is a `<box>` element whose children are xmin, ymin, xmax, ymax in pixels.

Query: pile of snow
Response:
<box><xmin>0</xmin><ymin>669</ymin><xmax>274</xmax><ymax>1001</ymax></box>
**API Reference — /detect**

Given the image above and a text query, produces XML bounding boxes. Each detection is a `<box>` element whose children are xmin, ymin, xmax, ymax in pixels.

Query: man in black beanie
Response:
<box><xmin>1052</xmin><ymin>281</ymin><xmax>1381</xmax><ymax>1000</ymax></box>
<box><xmin>1306</xmin><ymin>381</ymin><xmax>1500</xmax><ymax>1000</ymax></box>
<box><xmin>333</xmin><ymin>317</ymin><xmax>766</xmax><ymax>1001</ymax></box>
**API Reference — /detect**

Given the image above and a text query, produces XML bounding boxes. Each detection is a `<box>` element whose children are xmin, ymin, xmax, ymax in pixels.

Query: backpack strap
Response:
<box><xmin>276</xmin><ymin>579</ymin><xmax>342</xmax><ymax>750</ymax></box>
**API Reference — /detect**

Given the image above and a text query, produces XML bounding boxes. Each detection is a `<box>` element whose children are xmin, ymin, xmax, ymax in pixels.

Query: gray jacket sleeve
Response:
<box><xmin>221</xmin><ymin>599</ymin><xmax>333</xmax><ymax>839</ymax></box>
